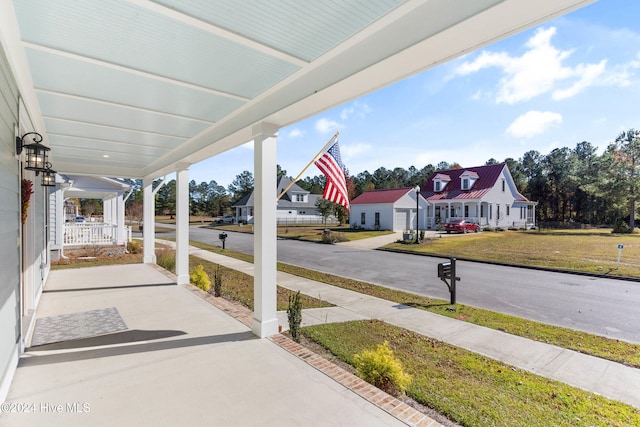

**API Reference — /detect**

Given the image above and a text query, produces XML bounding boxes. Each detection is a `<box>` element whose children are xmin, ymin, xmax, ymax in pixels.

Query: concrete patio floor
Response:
<box><xmin>1</xmin><ymin>264</ymin><xmax>438</xmax><ymax>427</ymax></box>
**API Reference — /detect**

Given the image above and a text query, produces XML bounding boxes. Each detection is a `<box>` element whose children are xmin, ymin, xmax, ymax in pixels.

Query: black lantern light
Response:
<box><xmin>16</xmin><ymin>132</ymin><xmax>50</xmax><ymax>173</ymax></box>
<box><xmin>41</xmin><ymin>163</ymin><xmax>57</xmax><ymax>187</ymax></box>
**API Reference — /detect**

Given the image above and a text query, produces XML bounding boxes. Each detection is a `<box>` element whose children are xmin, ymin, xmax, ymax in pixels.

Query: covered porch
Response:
<box><xmin>3</xmin><ymin>263</ymin><xmax>411</xmax><ymax>426</ymax></box>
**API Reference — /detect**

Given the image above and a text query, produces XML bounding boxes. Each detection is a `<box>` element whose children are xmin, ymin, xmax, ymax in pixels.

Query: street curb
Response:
<box><xmin>377</xmin><ymin>247</ymin><xmax>640</xmax><ymax>283</ymax></box>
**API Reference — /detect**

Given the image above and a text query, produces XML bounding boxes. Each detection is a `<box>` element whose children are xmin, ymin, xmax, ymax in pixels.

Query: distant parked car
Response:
<box><xmin>75</xmin><ymin>216</ymin><xmax>86</xmax><ymax>223</ymax></box>
<box><xmin>214</xmin><ymin>215</ymin><xmax>236</xmax><ymax>225</ymax></box>
<box><xmin>444</xmin><ymin>218</ymin><xmax>478</xmax><ymax>233</ymax></box>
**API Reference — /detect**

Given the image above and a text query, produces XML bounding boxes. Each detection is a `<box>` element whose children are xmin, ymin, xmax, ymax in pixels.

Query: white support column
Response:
<box><xmin>252</xmin><ymin>122</ymin><xmax>279</xmax><ymax>338</ymax></box>
<box><xmin>143</xmin><ymin>178</ymin><xmax>156</xmax><ymax>264</ymax></box>
<box><xmin>116</xmin><ymin>193</ymin><xmax>125</xmax><ymax>244</ymax></box>
<box><xmin>175</xmin><ymin>166</ymin><xmax>190</xmax><ymax>285</ymax></box>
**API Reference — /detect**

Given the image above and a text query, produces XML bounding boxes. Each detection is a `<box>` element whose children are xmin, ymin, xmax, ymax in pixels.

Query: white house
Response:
<box><xmin>350</xmin><ymin>187</ymin><xmax>429</xmax><ymax>232</ymax></box>
<box><xmin>49</xmin><ymin>175</ymin><xmax>133</xmax><ymax>260</ymax></box>
<box><xmin>234</xmin><ymin>176</ymin><xmax>331</xmax><ymax>225</ymax></box>
<box><xmin>422</xmin><ymin>163</ymin><xmax>537</xmax><ymax>229</ymax></box>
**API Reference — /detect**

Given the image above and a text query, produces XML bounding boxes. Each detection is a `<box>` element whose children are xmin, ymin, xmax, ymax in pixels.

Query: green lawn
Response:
<box><xmin>385</xmin><ymin>229</ymin><xmax>640</xmax><ymax>277</ymax></box>
<box><xmin>303</xmin><ymin>320</ymin><xmax>640</xmax><ymax>427</ymax></box>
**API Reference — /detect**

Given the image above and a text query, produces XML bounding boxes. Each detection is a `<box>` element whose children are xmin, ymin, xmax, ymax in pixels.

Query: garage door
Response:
<box><xmin>394</xmin><ymin>210</ymin><xmax>408</xmax><ymax>231</ymax></box>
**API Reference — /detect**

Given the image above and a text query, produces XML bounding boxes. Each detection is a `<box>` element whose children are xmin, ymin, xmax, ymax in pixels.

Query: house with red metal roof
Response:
<box><xmin>350</xmin><ymin>163</ymin><xmax>536</xmax><ymax>232</ymax></box>
<box><xmin>350</xmin><ymin>187</ymin><xmax>429</xmax><ymax>232</ymax></box>
<box><xmin>422</xmin><ymin>163</ymin><xmax>537</xmax><ymax>229</ymax></box>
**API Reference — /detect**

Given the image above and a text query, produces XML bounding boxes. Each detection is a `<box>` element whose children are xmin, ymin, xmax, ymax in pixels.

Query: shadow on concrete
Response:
<box><xmin>43</xmin><ymin>282</ymin><xmax>177</xmax><ymax>293</ymax></box>
<box><xmin>21</xmin><ymin>331</ymin><xmax>256</xmax><ymax>367</ymax></box>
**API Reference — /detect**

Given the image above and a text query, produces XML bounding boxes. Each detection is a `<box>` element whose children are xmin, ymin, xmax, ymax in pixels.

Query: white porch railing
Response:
<box><xmin>64</xmin><ymin>223</ymin><xmax>132</xmax><ymax>246</ymax></box>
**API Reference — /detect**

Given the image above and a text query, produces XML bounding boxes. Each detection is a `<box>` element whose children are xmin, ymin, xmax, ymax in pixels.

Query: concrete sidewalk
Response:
<box><xmin>184</xmin><ymin>243</ymin><xmax>640</xmax><ymax>409</ymax></box>
<box><xmin>1</xmin><ymin>264</ymin><xmax>434</xmax><ymax>427</ymax></box>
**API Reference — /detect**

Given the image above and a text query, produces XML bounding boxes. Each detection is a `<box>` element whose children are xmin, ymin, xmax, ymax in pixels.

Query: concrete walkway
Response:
<box><xmin>1</xmin><ymin>263</ymin><xmax>434</xmax><ymax>427</ymax></box>
<box><xmin>182</xmin><ymin>242</ymin><xmax>640</xmax><ymax>409</ymax></box>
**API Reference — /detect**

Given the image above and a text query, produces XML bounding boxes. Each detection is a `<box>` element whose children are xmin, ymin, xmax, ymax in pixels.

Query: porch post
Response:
<box><xmin>116</xmin><ymin>193</ymin><xmax>125</xmax><ymax>244</ymax></box>
<box><xmin>252</xmin><ymin>122</ymin><xmax>279</xmax><ymax>338</ymax></box>
<box><xmin>175</xmin><ymin>165</ymin><xmax>190</xmax><ymax>286</ymax></box>
<box><xmin>143</xmin><ymin>178</ymin><xmax>156</xmax><ymax>264</ymax></box>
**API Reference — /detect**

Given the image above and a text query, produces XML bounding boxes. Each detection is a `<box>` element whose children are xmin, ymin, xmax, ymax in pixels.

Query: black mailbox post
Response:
<box><xmin>437</xmin><ymin>257</ymin><xmax>460</xmax><ymax>304</ymax></box>
<box><xmin>219</xmin><ymin>232</ymin><xmax>228</xmax><ymax>250</ymax></box>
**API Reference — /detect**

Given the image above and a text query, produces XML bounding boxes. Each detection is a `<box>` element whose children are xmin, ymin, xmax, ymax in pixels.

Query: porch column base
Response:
<box><xmin>252</xmin><ymin>317</ymin><xmax>279</xmax><ymax>339</ymax></box>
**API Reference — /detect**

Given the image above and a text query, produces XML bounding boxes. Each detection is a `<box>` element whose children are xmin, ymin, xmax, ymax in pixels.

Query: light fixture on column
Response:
<box><xmin>41</xmin><ymin>163</ymin><xmax>57</xmax><ymax>187</ymax></box>
<box><xmin>16</xmin><ymin>132</ymin><xmax>50</xmax><ymax>173</ymax></box>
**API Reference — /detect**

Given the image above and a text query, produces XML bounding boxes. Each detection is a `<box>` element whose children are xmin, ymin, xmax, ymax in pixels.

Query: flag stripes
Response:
<box><xmin>314</xmin><ymin>141</ymin><xmax>350</xmax><ymax>211</ymax></box>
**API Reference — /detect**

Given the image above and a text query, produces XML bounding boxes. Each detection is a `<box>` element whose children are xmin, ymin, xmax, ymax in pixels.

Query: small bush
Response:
<box><xmin>287</xmin><ymin>291</ymin><xmax>303</xmax><ymax>342</ymax></box>
<box><xmin>213</xmin><ymin>264</ymin><xmax>222</xmax><ymax>297</ymax></box>
<box><xmin>321</xmin><ymin>230</ymin><xmax>348</xmax><ymax>244</ymax></box>
<box><xmin>612</xmin><ymin>220</ymin><xmax>631</xmax><ymax>234</ymax></box>
<box><xmin>353</xmin><ymin>341</ymin><xmax>412</xmax><ymax>396</ymax></box>
<box><xmin>128</xmin><ymin>239</ymin><xmax>142</xmax><ymax>254</ymax></box>
<box><xmin>190</xmin><ymin>264</ymin><xmax>211</xmax><ymax>292</ymax></box>
<box><xmin>156</xmin><ymin>248</ymin><xmax>176</xmax><ymax>273</ymax></box>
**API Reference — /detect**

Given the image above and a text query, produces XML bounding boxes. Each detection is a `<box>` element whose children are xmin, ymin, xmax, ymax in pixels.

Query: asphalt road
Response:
<box><xmin>166</xmin><ymin>225</ymin><xmax>640</xmax><ymax>344</ymax></box>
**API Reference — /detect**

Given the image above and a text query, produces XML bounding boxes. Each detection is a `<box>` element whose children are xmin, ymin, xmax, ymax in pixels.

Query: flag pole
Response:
<box><xmin>276</xmin><ymin>131</ymin><xmax>339</xmax><ymax>201</ymax></box>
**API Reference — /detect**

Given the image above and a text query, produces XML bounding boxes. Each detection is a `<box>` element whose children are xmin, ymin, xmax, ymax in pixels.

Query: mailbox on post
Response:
<box><xmin>219</xmin><ymin>232</ymin><xmax>228</xmax><ymax>250</ymax></box>
<box><xmin>437</xmin><ymin>257</ymin><xmax>459</xmax><ymax>304</ymax></box>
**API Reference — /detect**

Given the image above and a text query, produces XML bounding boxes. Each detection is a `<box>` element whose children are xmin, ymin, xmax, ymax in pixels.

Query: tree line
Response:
<box><xmin>120</xmin><ymin>128</ymin><xmax>638</xmax><ymax>230</ymax></box>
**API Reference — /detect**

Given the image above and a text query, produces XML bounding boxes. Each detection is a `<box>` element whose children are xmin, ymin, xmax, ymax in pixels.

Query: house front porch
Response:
<box><xmin>1</xmin><ymin>263</ymin><xmax>409</xmax><ymax>426</ymax></box>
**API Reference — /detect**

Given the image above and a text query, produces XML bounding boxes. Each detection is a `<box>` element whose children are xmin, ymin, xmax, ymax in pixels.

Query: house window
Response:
<box><xmin>295</xmin><ymin>194</ymin><xmax>305</xmax><ymax>202</ymax></box>
<box><xmin>374</xmin><ymin>212</ymin><xmax>380</xmax><ymax>227</ymax></box>
<box><xmin>249</xmin><ymin>208</ymin><xmax>253</xmax><ymax>216</ymax></box>
<box><xmin>464</xmin><ymin>206</ymin><xmax>469</xmax><ymax>217</ymax></box>
<box><xmin>480</xmin><ymin>205</ymin><xmax>484</xmax><ymax>218</ymax></box>
<box><xmin>489</xmin><ymin>205</ymin><xmax>492</xmax><ymax>220</ymax></box>
<box><xmin>361</xmin><ymin>212</ymin><xmax>366</xmax><ymax>225</ymax></box>
<box><xmin>502</xmin><ymin>179</ymin><xmax>506</xmax><ymax>192</ymax></box>
<box><xmin>462</xmin><ymin>178</ymin><xmax>469</xmax><ymax>190</ymax></box>
<box><xmin>497</xmin><ymin>205</ymin><xmax>501</xmax><ymax>220</ymax></box>
<box><xmin>435</xmin><ymin>181</ymin><xmax>441</xmax><ymax>192</ymax></box>
<box><xmin>506</xmin><ymin>205</ymin><xmax>510</xmax><ymax>216</ymax></box>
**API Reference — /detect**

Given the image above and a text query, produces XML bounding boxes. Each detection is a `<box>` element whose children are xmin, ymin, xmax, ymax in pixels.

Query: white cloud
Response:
<box><xmin>315</xmin><ymin>117</ymin><xmax>341</xmax><ymax>134</ymax></box>
<box><xmin>340</xmin><ymin>142</ymin><xmax>372</xmax><ymax>160</ymax></box>
<box><xmin>454</xmin><ymin>27</ymin><xmax>608</xmax><ymax>104</ymax></box>
<box><xmin>506</xmin><ymin>110</ymin><xmax>562</xmax><ymax>138</ymax></box>
<box><xmin>340</xmin><ymin>101</ymin><xmax>372</xmax><ymax>120</ymax></box>
<box><xmin>287</xmin><ymin>128</ymin><xmax>304</xmax><ymax>138</ymax></box>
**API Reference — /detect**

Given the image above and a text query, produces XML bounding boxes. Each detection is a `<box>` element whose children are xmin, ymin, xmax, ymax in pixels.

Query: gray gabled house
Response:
<box><xmin>233</xmin><ymin>176</ymin><xmax>329</xmax><ymax>224</ymax></box>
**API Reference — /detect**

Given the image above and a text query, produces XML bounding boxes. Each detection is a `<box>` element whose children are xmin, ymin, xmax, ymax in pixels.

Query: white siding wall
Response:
<box><xmin>484</xmin><ymin>169</ymin><xmax>520</xmax><ymax>227</ymax></box>
<box><xmin>0</xmin><ymin>45</ymin><xmax>22</xmax><ymax>402</ymax></box>
<box><xmin>350</xmin><ymin>204</ymin><xmax>395</xmax><ymax>230</ymax></box>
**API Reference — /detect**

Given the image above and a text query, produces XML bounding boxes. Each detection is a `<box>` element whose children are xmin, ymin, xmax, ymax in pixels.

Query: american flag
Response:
<box><xmin>314</xmin><ymin>140</ymin><xmax>350</xmax><ymax>211</ymax></box>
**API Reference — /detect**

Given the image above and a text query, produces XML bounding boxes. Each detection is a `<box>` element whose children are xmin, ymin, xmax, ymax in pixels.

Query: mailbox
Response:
<box><xmin>219</xmin><ymin>233</ymin><xmax>227</xmax><ymax>240</ymax></box>
<box><xmin>438</xmin><ymin>262</ymin><xmax>451</xmax><ymax>280</ymax></box>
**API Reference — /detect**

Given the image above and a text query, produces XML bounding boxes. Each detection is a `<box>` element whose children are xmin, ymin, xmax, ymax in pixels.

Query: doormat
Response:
<box><xmin>30</xmin><ymin>307</ymin><xmax>127</xmax><ymax>347</ymax></box>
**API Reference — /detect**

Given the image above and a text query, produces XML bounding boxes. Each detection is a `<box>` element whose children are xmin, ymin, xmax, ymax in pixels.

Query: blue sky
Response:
<box><xmin>190</xmin><ymin>0</ymin><xmax>640</xmax><ymax>189</ymax></box>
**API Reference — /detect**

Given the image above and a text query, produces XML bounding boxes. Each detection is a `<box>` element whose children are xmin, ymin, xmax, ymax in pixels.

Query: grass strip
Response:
<box><xmin>302</xmin><ymin>320</ymin><xmax>640</xmax><ymax>427</ymax></box>
<box><xmin>188</xmin><ymin>240</ymin><xmax>640</xmax><ymax>368</ymax></box>
<box><xmin>188</xmin><ymin>255</ymin><xmax>332</xmax><ymax>311</ymax></box>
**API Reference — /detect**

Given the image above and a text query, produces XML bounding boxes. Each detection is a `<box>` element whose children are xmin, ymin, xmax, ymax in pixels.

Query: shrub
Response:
<box><xmin>287</xmin><ymin>291</ymin><xmax>303</xmax><ymax>342</ymax></box>
<box><xmin>156</xmin><ymin>248</ymin><xmax>176</xmax><ymax>273</ymax></box>
<box><xmin>212</xmin><ymin>264</ymin><xmax>222</xmax><ymax>297</ymax></box>
<box><xmin>419</xmin><ymin>230</ymin><xmax>425</xmax><ymax>241</ymax></box>
<box><xmin>321</xmin><ymin>230</ymin><xmax>348</xmax><ymax>244</ymax></box>
<box><xmin>353</xmin><ymin>341</ymin><xmax>412</xmax><ymax>396</ymax></box>
<box><xmin>612</xmin><ymin>220</ymin><xmax>631</xmax><ymax>234</ymax></box>
<box><xmin>190</xmin><ymin>264</ymin><xmax>211</xmax><ymax>292</ymax></box>
<box><xmin>128</xmin><ymin>239</ymin><xmax>142</xmax><ymax>254</ymax></box>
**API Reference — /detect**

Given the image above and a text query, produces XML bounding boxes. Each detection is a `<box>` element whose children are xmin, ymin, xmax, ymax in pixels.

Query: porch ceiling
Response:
<box><xmin>4</xmin><ymin>0</ymin><xmax>594</xmax><ymax>180</ymax></box>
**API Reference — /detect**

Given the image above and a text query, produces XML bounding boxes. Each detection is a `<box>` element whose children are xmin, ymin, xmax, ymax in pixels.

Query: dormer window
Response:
<box><xmin>433</xmin><ymin>173</ymin><xmax>450</xmax><ymax>192</ymax></box>
<box><xmin>460</xmin><ymin>171</ymin><xmax>479</xmax><ymax>191</ymax></box>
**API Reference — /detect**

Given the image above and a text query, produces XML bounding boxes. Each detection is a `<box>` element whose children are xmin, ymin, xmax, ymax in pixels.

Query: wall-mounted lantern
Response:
<box><xmin>41</xmin><ymin>163</ymin><xmax>57</xmax><ymax>187</ymax></box>
<box><xmin>16</xmin><ymin>132</ymin><xmax>50</xmax><ymax>173</ymax></box>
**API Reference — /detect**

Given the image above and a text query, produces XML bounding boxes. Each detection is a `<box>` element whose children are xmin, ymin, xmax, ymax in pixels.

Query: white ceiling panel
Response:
<box><xmin>36</xmin><ymin>91</ymin><xmax>210</xmax><ymax>138</ymax></box>
<box><xmin>26</xmin><ymin>48</ymin><xmax>245</xmax><ymax>123</ymax></box>
<box><xmin>3</xmin><ymin>0</ymin><xmax>595</xmax><ymax>179</ymax></box>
